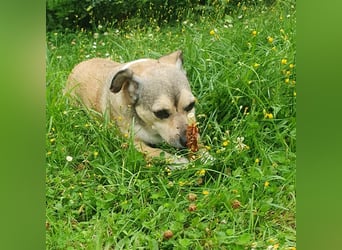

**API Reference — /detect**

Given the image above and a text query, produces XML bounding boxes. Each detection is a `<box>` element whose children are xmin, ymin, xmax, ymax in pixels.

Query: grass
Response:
<box><xmin>46</xmin><ymin>1</ymin><xmax>296</xmax><ymax>249</ymax></box>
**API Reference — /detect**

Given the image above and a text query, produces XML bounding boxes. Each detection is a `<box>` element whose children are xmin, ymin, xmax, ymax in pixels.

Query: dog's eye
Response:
<box><xmin>154</xmin><ymin>109</ymin><xmax>170</xmax><ymax>119</ymax></box>
<box><xmin>184</xmin><ymin>101</ymin><xmax>195</xmax><ymax>112</ymax></box>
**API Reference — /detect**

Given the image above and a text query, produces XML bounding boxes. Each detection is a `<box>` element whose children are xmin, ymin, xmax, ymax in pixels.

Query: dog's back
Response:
<box><xmin>65</xmin><ymin>58</ymin><xmax>121</xmax><ymax>111</ymax></box>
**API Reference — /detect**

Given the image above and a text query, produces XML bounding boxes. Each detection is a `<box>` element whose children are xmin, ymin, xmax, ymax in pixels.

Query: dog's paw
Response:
<box><xmin>198</xmin><ymin>149</ymin><xmax>215</xmax><ymax>164</ymax></box>
<box><xmin>166</xmin><ymin>155</ymin><xmax>189</xmax><ymax>170</ymax></box>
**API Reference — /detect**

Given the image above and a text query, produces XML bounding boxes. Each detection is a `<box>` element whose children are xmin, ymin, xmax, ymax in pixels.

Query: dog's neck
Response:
<box><xmin>131</xmin><ymin>112</ymin><xmax>163</xmax><ymax>146</ymax></box>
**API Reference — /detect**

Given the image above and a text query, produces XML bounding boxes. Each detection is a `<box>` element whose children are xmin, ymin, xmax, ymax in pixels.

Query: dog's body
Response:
<box><xmin>65</xmin><ymin>51</ymin><xmax>197</xmax><ymax>163</ymax></box>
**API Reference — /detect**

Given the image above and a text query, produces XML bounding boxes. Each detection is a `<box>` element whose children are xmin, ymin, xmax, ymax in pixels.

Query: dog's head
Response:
<box><xmin>109</xmin><ymin>51</ymin><xmax>196</xmax><ymax>148</ymax></box>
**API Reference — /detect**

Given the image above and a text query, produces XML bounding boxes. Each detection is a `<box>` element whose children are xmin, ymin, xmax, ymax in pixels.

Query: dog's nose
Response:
<box><xmin>180</xmin><ymin>134</ymin><xmax>187</xmax><ymax>148</ymax></box>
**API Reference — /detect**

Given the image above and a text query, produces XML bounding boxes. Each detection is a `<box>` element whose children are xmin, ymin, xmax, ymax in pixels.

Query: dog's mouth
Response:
<box><xmin>165</xmin><ymin>130</ymin><xmax>187</xmax><ymax>149</ymax></box>
<box><xmin>133</xmin><ymin>106</ymin><xmax>189</xmax><ymax>149</ymax></box>
<box><xmin>143</xmin><ymin>130</ymin><xmax>187</xmax><ymax>149</ymax></box>
<box><xmin>178</xmin><ymin>132</ymin><xmax>188</xmax><ymax>148</ymax></box>
<box><xmin>143</xmin><ymin>136</ymin><xmax>185</xmax><ymax>149</ymax></box>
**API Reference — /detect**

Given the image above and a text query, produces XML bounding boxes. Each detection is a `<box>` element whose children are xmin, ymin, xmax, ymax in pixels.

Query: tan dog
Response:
<box><xmin>65</xmin><ymin>51</ymin><xmax>197</xmax><ymax>164</ymax></box>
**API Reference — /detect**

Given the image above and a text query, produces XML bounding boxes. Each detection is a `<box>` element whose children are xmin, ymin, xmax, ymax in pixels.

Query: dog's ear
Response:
<box><xmin>110</xmin><ymin>68</ymin><xmax>140</xmax><ymax>103</ymax></box>
<box><xmin>158</xmin><ymin>50</ymin><xmax>183</xmax><ymax>70</ymax></box>
<box><xmin>110</xmin><ymin>68</ymin><xmax>133</xmax><ymax>93</ymax></box>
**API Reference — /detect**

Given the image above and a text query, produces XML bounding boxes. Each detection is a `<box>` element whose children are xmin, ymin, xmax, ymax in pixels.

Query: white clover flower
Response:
<box><xmin>235</xmin><ymin>137</ymin><xmax>249</xmax><ymax>151</ymax></box>
<box><xmin>66</xmin><ymin>156</ymin><xmax>73</xmax><ymax>162</ymax></box>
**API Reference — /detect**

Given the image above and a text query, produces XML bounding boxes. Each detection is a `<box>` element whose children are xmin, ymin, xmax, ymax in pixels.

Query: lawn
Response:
<box><xmin>46</xmin><ymin>1</ymin><xmax>296</xmax><ymax>249</ymax></box>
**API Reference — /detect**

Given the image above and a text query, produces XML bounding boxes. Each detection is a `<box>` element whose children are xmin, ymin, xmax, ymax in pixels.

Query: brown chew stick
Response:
<box><xmin>186</xmin><ymin>113</ymin><xmax>199</xmax><ymax>153</ymax></box>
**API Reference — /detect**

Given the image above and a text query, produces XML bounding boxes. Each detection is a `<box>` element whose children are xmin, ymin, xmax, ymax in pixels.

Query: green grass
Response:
<box><xmin>46</xmin><ymin>1</ymin><xmax>296</xmax><ymax>249</ymax></box>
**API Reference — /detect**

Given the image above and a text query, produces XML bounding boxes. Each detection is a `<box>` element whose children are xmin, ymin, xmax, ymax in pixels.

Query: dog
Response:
<box><xmin>65</xmin><ymin>51</ymin><xmax>197</xmax><ymax>164</ymax></box>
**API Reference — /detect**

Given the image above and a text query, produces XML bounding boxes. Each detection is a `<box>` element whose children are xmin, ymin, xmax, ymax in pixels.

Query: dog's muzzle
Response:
<box><xmin>179</xmin><ymin>131</ymin><xmax>187</xmax><ymax>148</ymax></box>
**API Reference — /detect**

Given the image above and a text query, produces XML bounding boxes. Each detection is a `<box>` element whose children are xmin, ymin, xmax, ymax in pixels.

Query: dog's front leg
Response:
<box><xmin>134</xmin><ymin>139</ymin><xmax>189</xmax><ymax>166</ymax></box>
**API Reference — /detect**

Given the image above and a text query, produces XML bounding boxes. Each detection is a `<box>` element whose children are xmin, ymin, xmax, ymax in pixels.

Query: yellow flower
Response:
<box><xmin>285</xmin><ymin>78</ymin><xmax>290</xmax><ymax>84</ymax></box>
<box><xmin>210</xmin><ymin>29</ymin><xmax>215</xmax><ymax>35</ymax></box>
<box><xmin>253</xmin><ymin>63</ymin><xmax>260</xmax><ymax>68</ymax></box>
<box><xmin>281</xmin><ymin>58</ymin><xmax>287</xmax><ymax>65</ymax></box>
<box><xmin>179</xmin><ymin>181</ymin><xmax>186</xmax><ymax>186</ymax></box>
<box><xmin>255</xmin><ymin>158</ymin><xmax>260</xmax><ymax>164</ymax></box>
<box><xmin>264</xmin><ymin>113</ymin><xmax>273</xmax><ymax>119</ymax></box>
<box><xmin>288</xmin><ymin>247</ymin><xmax>296</xmax><ymax>250</ymax></box>
<box><xmin>293</xmin><ymin>91</ymin><xmax>296</xmax><ymax>96</ymax></box>
<box><xmin>197</xmin><ymin>169</ymin><xmax>206</xmax><ymax>176</ymax></box>
<box><xmin>289</xmin><ymin>63</ymin><xmax>295</xmax><ymax>68</ymax></box>
<box><xmin>264</xmin><ymin>181</ymin><xmax>270</xmax><ymax>187</ymax></box>
<box><xmin>267</xmin><ymin>36</ymin><xmax>274</xmax><ymax>43</ymax></box>
<box><xmin>251</xmin><ymin>30</ymin><xmax>257</xmax><ymax>36</ymax></box>
<box><xmin>50</xmin><ymin>138</ymin><xmax>55</xmax><ymax>143</ymax></box>
<box><xmin>202</xmin><ymin>190</ymin><xmax>209</xmax><ymax>195</ymax></box>
<box><xmin>93</xmin><ymin>151</ymin><xmax>99</xmax><ymax>157</ymax></box>
<box><xmin>268</xmin><ymin>238</ymin><xmax>276</xmax><ymax>244</ymax></box>
<box><xmin>222</xmin><ymin>140</ymin><xmax>229</xmax><ymax>147</ymax></box>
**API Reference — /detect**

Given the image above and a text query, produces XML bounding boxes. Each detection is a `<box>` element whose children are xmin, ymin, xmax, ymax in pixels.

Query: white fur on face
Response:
<box><xmin>134</xmin><ymin>90</ymin><xmax>195</xmax><ymax>148</ymax></box>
